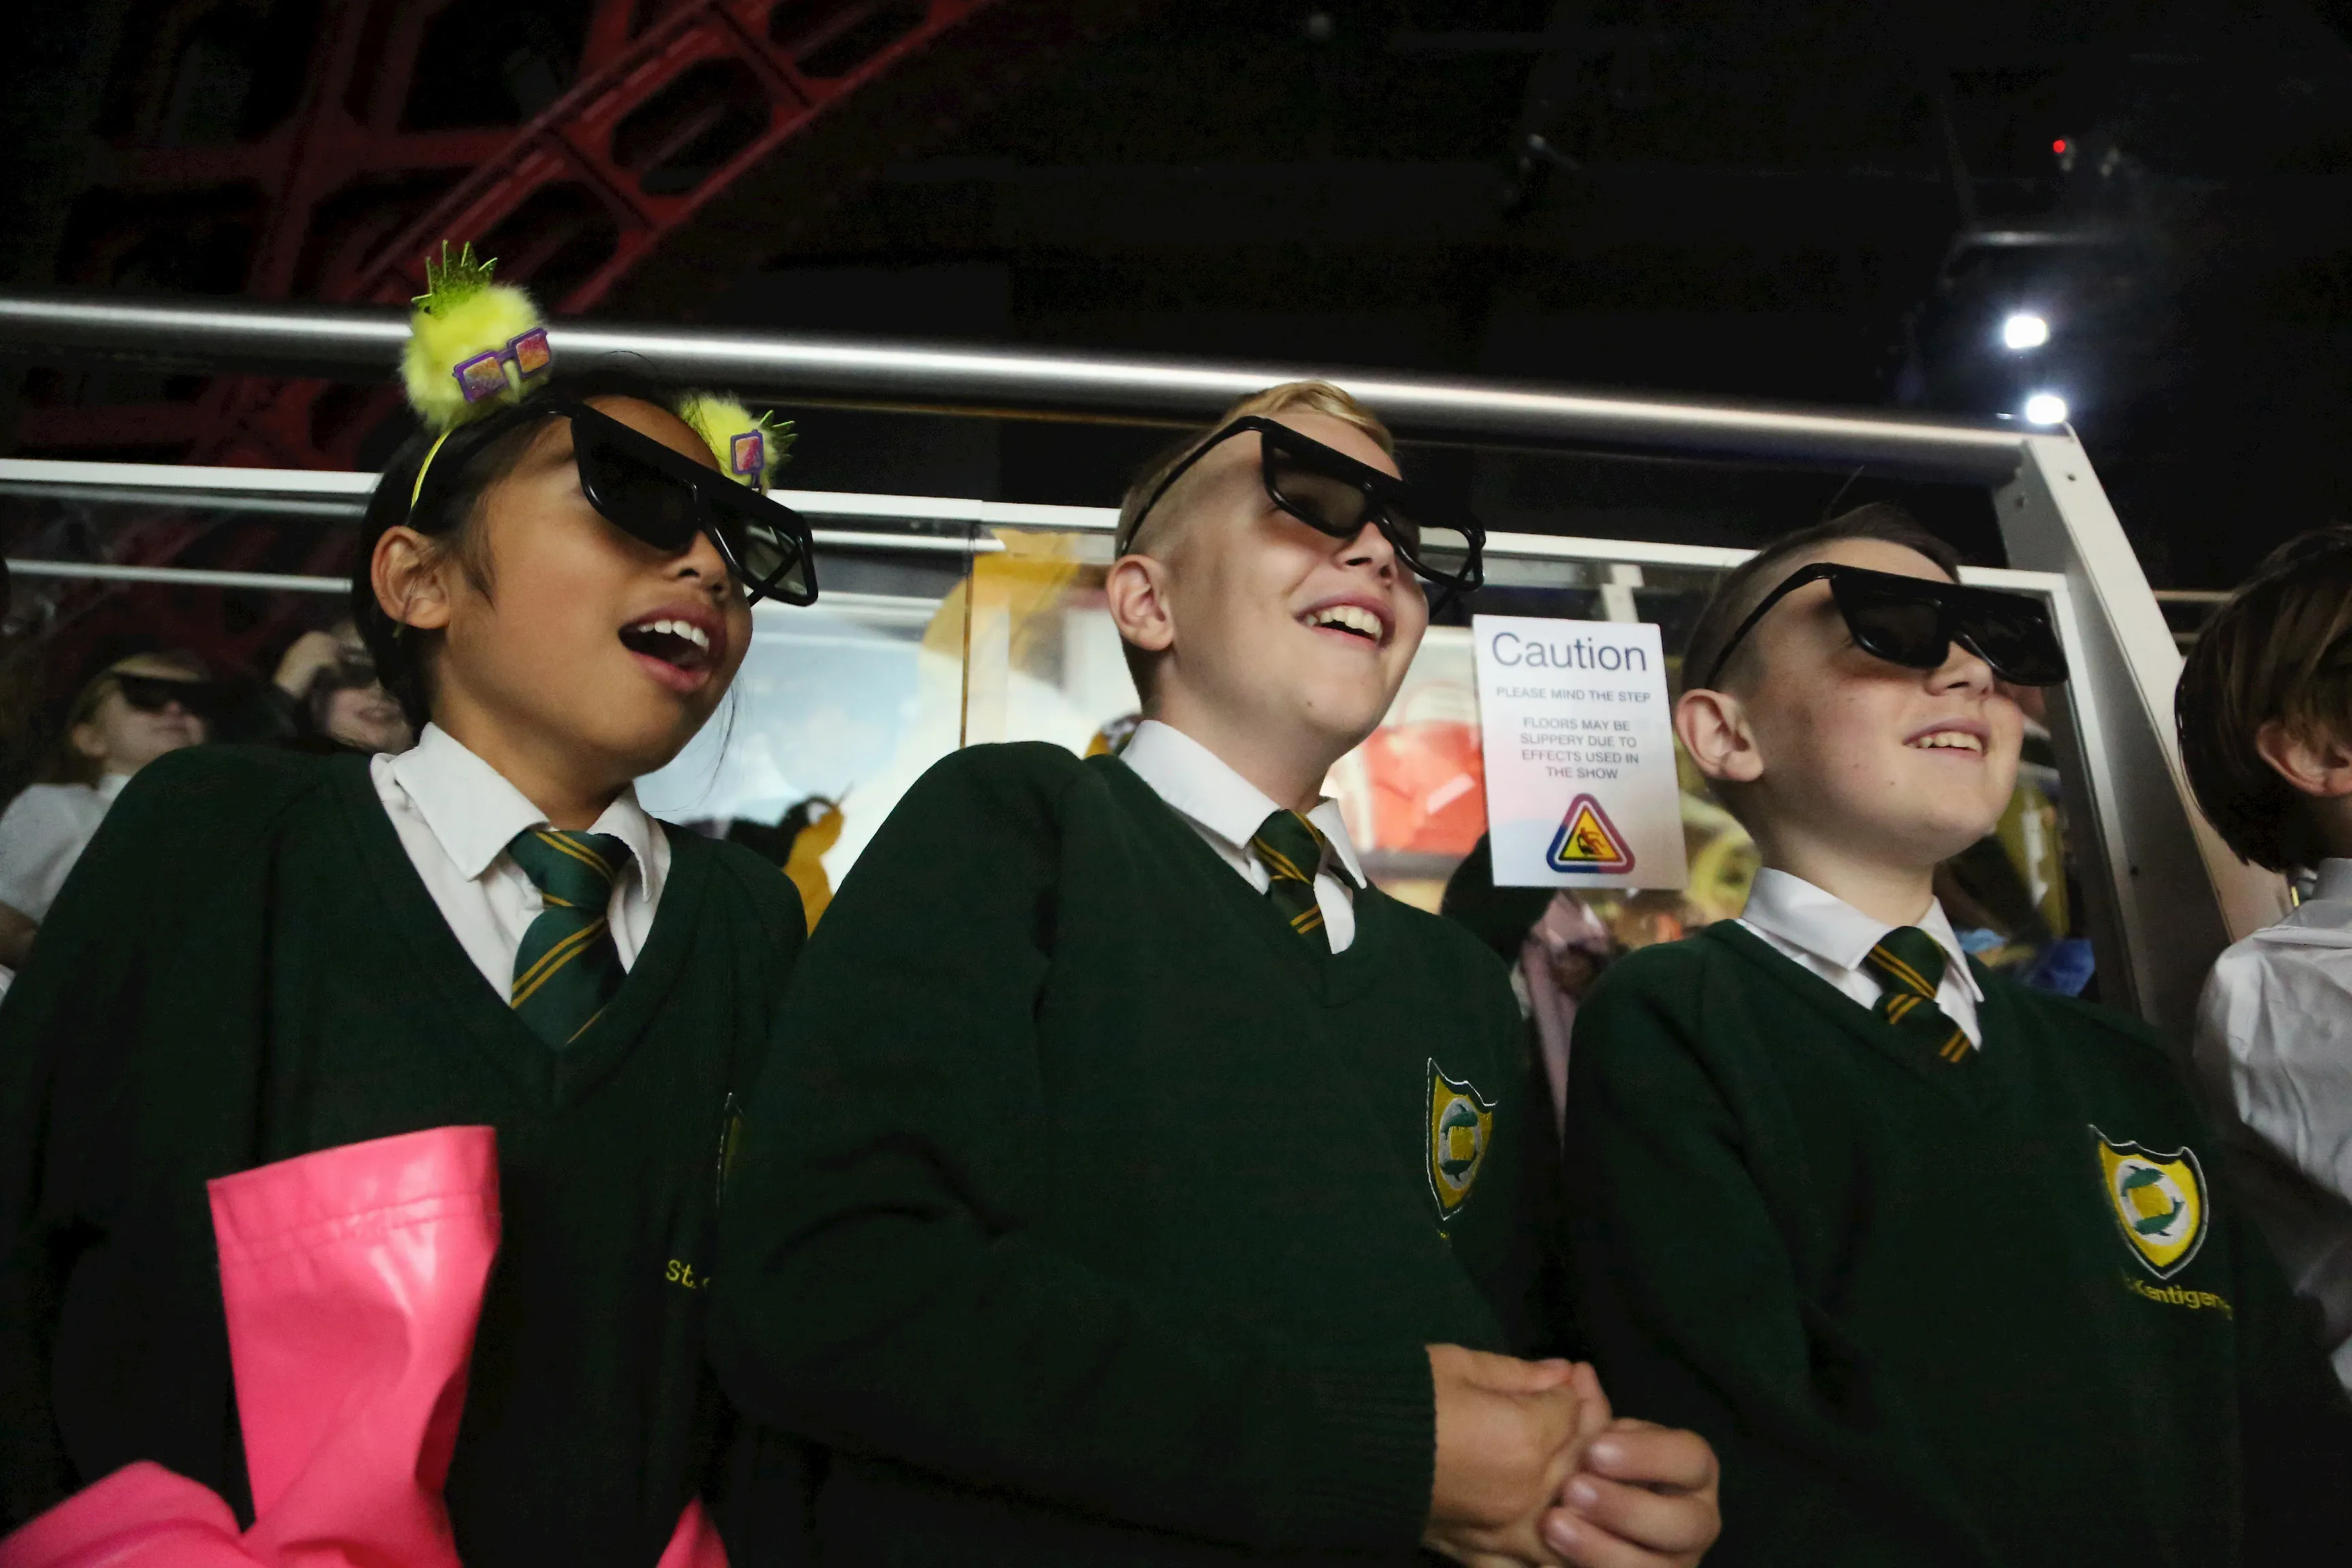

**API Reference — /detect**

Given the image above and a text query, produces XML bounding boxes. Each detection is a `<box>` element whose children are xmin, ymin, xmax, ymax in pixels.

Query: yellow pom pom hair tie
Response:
<box><xmin>397</xmin><ymin>248</ymin><xmax>796</xmax><ymax>515</ymax></box>
<box><xmin>401</xmin><ymin>242</ymin><xmax>555</xmax><ymax>508</ymax></box>
<box><xmin>679</xmin><ymin>393</ymin><xmax>796</xmax><ymax>493</ymax></box>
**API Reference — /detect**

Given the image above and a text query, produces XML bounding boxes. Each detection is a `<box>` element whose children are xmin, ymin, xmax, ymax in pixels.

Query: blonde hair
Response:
<box><xmin>1111</xmin><ymin>382</ymin><xmax>1397</xmax><ymax>706</ymax></box>
<box><xmin>42</xmin><ymin>649</ymin><xmax>209</xmax><ymax>786</ymax></box>
<box><xmin>1113</xmin><ymin>380</ymin><xmax>1396</xmax><ymax>560</ymax></box>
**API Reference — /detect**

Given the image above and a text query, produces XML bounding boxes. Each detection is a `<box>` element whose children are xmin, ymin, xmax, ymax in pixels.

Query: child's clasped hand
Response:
<box><xmin>1423</xmin><ymin>1347</ymin><xmax>1720</xmax><ymax>1568</ymax></box>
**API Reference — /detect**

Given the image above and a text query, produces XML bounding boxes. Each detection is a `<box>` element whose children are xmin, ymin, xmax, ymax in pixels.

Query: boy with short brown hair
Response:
<box><xmin>713</xmin><ymin>382</ymin><xmax>1720</xmax><ymax>1566</ymax></box>
<box><xmin>1567</xmin><ymin>506</ymin><xmax>2352</xmax><ymax>1565</ymax></box>
<box><xmin>2179</xmin><ymin>524</ymin><xmax>2352</xmax><ymax>1389</ymax></box>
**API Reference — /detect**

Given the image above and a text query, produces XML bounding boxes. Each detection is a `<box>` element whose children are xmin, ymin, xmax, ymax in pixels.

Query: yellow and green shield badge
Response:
<box><xmin>1426</xmin><ymin>1060</ymin><xmax>1497</xmax><ymax>1221</ymax></box>
<box><xmin>2093</xmin><ymin>1126</ymin><xmax>2209</xmax><ymax>1279</ymax></box>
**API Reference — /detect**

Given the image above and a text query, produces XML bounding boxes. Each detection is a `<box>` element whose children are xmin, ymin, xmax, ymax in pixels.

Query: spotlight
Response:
<box><xmin>2023</xmin><ymin>392</ymin><xmax>2069</xmax><ymax>426</ymax></box>
<box><xmin>2002</xmin><ymin>312</ymin><xmax>2050</xmax><ymax>351</ymax></box>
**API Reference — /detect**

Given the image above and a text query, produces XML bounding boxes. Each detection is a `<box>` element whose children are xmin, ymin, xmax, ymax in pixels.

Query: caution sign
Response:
<box><xmin>1471</xmin><ymin>615</ymin><xmax>1686</xmax><ymax>890</ymax></box>
<box><xmin>1546</xmin><ymin>794</ymin><xmax>1635</xmax><ymax>875</ymax></box>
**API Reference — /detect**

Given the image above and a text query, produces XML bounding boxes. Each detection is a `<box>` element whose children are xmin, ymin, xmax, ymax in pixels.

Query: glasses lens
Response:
<box><xmin>1264</xmin><ymin>449</ymin><xmax>1371</xmax><ymax>537</ymax></box>
<box><xmin>1390</xmin><ymin>512</ymin><xmax>1478</xmax><ymax>585</ymax></box>
<box><xmin>707</xmin><ymin>484</ymin><xmax>817</xmax><ymax>605</ymax></box>
<box><xmin>576</xmin><ymin>429</ymin><xmax>700</xmax><ymax>553</ymax></box>
<box><xmin>1835</xmin><ymin>579</ymin><xmax>1950</xmax><ymax>668</ymax></box>
<box><xmin>1265</xmin><ymin>436</ymin><xmax>1484</xmax><ymax>594</ymax></box>
<box><xmin>115</xmin><ymin>674</ymin><xmax>214</xmax><ymax>716</ymax></box>
<box><xmin>1959</xmin><ymin>599</ymin><xmax>2068</xmax><ymax>685</ymax></box>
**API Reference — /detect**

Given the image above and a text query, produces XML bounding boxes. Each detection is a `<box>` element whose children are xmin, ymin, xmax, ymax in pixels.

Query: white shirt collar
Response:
<box><xmin>95</xmin><ymin>772</ymin><xmax>132</xmax><ymax>804</ymax></box>
<box><xmin>1120</xmin><ymin>719</ymin><xmax>1367</xmax><ymax>886</ymax></box>
<box><xmin>1739</xmin><ymin>866</ymin><xmax>1982</xmax><ymax>1000</ymax></box>
<box><xmin>2266</xmin><ymin>858</ymin><xmax>2352</xmax><ymax>941</ymax></box>
<box><xmin>2311</xmin><ymin>859</ymin><xmax>2352</xmax><ymax>906</ymax></box>
<box><xmin>386</xmin><ymin>723</ymin><xmax>662</xmax><ymax>892</ymax></box>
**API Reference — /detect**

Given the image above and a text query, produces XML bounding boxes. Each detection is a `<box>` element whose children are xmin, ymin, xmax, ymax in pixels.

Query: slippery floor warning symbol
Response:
<box><xmin>1546</xmin><ymin>794</ymin><xmax>1635</xmax><ymax>875</ymax></box>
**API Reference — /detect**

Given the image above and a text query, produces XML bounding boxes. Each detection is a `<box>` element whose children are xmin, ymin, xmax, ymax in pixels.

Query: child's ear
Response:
<box><xmin>1103</xmin><ymin>554</ymin><xmax>1177</xmax><ymax>655</ymax></box>
<box><xmin>372</xmin><ymin>525</ymin><xmax>455</xmax><ymax>634</ymax></box>
<box><xmin>1676</xmin><ymin>687</ymin><xmax>1765</xmax><ymax>786</ymax></box>
<box><xmin>2253</xmin><ymin>719</ymin><xmax>2352</xmax><ymax>800</ymax></box>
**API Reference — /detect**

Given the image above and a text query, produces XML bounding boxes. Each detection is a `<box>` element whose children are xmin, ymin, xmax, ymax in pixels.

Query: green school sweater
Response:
<box><xmin>712</xmin><ymin>742</ymin><xmax>1540</xmax><ymax>1565</ymax></box>
<box><xmin>1565</xmin><ymin>919</ymin><xmax>2352</xmax><ymax>1568</ymax></box>
<box><xmin>0</xmin><ymin>746</ymin><xmax>804</xmax><ymax>1567</ymax></box>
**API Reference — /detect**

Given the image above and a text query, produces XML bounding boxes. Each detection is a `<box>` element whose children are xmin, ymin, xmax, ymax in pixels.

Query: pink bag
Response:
<box><xmin>0</xmin><ymin>1126</ymin><xmax>723</xmax><ymax>1568</ymax></box>
<box><xmin>0</xmin><ymin>1462</ymin><xmax>255</xmax><ymax>1568</ymax></box>
<box><xmin>214</xmin><ymin>1125</ymin><xmax>500</xmax><ymax>1568</ymax></box>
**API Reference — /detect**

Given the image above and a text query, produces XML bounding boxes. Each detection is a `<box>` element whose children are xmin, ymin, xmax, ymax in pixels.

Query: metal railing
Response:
<box><xmin>0</xmin><ymin>291</ymin><xmax>2031</xmax><ymax>477</ymax></box>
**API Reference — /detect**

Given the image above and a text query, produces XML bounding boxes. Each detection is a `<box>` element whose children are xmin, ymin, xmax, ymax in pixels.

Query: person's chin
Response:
<box><xmin>584</xmin><ymin>689</ymin><xmax>709</xmax><ymax>765</ymax></box>
<box><xmin>1905</xmin><ymin>812</ymin><xmax>2006</xmax><ymax>866</ymax></box>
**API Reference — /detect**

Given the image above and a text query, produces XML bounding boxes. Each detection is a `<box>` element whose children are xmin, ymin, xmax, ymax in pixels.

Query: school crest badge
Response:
<box><xmin>2092</xmin><ymin>1126</ymin><xmax>2209</xmax><ymax>1279</ymax></box>
<box><xmin>1426</xmin><ymin>1060</ymin><xmax>1497</xmax><ymax>1221</ymax></box>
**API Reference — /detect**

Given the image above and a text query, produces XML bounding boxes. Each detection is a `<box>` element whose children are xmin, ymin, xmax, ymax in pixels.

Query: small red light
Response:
<box><xmin>2053</xmin><ymin>138</ymin><xmax>2068</xmax><ymax>154</ymax></box>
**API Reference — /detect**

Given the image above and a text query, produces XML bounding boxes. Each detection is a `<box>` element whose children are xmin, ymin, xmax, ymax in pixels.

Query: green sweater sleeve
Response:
<box><xmin>0</xmin><ymin>749</ymin><xmax>288</xmax><ymax>1522</ymax></box>
<box><xmin>710</xmin><ymin>745</ymin><xmax>1435</xmax><ymax>1556</ymax></box>
<box><xmin>1563</xmin><ymin>948</ymin><xmax>1997</xmax><ymax>1567</ymax></box>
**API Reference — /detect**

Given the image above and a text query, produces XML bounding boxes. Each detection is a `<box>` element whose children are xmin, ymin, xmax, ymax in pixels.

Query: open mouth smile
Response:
<box><xmin>1906</xmin><ymin>722</ymin><xmax>1987</xmax><ymax>755</ymax></box>
<box><xmin>618</xmin><ymin>608</ymin><xmax>724</xmax><ymax>693</ymax></box>
<box><xmin>1299</xmin><ymin>598</ymin><xmax>1391</xmax><ymax>647</ymax></box>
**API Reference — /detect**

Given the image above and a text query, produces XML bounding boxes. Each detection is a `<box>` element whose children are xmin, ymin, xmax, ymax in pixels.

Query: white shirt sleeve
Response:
<box><xmin>0</xmin><ymin>785</ymin><xmax>103</xmax><ymax>924</ymax></box>
<box><xmin>2200</xmin><ymin>945</ymin><xmax>2352</xmax><ymax>1198</ymax></box>
<box><xmin>2194</xmin><ymin>943</ymin><xmax>2352</xmax><ymax>1385</ymax></box>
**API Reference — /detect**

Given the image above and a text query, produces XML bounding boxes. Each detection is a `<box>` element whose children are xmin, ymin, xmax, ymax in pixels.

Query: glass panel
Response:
<box><xmin>0</xmin><ymin>479</ymin><xmax>992</xmax><ymax>933</ymax></box>
<box><xmin>0</xmin><ymin>467</ymin><xmax>2094</xmax><ymax>1003</ymax></box>
<box><xmin>630</xmin><ymin>517</ymin><xmax>985</xmax><ymax>925</ymax></box>
<box><xmin>0</xmin><ymin>485</ymin><xmax>372</xmax><ymax>770</ymax></box>
<box><xmin>636</xmin><ymin>538</ymin><xmax>976</xmax><ymax>885</ymax></box>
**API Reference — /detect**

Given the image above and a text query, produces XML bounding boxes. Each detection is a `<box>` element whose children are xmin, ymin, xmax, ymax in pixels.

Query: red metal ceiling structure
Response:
<box><xmin>26</xmin><ymin>0</ymin><xmax>1026</xmax><ymax>470</ymax></box>
<box><xmin>8</xmin><ymin>0</ymin><xmax>1142</xmax><ymax>690</ymax></box>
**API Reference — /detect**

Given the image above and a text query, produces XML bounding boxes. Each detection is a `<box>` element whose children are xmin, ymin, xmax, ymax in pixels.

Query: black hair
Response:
<box><xmin>1680</xmin><ymin>503</ymin><xmax>1965</xmax><ymax>693</ymax></box>
<box><xmin>2177</xmin><ymin>525</ymin><xmax>2352</xmax><ymax>871</ymax></box>
<box><xmin>353</xmin><ymin>365</ymin><xmax>691</xmax><ymax>732</ymax></box>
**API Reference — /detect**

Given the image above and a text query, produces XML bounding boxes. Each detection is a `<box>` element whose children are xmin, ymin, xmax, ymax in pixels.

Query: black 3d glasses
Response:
<box><xmin>114</xmin><ymin>673</ymin><xmax>225</xmax><ymax>718</ymax></box>
<box><xmin>1701</xmin><ymin>562</ymin><xmax>2068</xmax><ymax>689</ymax></box>
<box><xmin>555</xmin><ymin>399</ymin><xmax>817</xmax><ymax>608</ymax></box>
<box><xmin>1124</xmin><ymin>415</ymin><xmax>1486</xmax><ymax>607</ymax></box>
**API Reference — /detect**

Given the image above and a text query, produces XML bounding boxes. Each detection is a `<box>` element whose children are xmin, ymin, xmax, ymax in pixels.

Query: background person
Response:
<box><xmin>2178</xmin><ymin>524</ymin><xmax>2352</xmax><ymax>1392</ymax></box>
<box><xmin>268</xmin><ymin>619</ymin><xmax>414</xmax><ymax>755</ymax></box>
<box><xmin>299</xmin><ymin>649</ymin><xmax>413</xmax><ymax>755</ymax></box>
<box><xmin>0</xmin><ymin>649</ymin><xmax>210</xmax><ymax>969</ymax></box>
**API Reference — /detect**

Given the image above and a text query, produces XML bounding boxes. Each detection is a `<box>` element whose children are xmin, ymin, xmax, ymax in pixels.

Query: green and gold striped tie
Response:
<box><xmin>1250</xmin><ymin>809</ymin><xmax>1346</xmax><ymax>954</ymax></box>
<box><xmin>1861</xmin><ymin>925</ymin><xmax>1972</xmax><ymax>1065</ymax></box>
<box><xmin>506</xmin><ymin>828</ymin><xmax>633</xmax><ymax>1047</ymax></box>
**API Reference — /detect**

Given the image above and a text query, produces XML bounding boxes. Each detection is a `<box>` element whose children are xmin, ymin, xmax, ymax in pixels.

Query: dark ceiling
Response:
<box><xmin>7</xmin><ymin>0</ymin><xmax>2352</xmax><ymax>588</ymax></box>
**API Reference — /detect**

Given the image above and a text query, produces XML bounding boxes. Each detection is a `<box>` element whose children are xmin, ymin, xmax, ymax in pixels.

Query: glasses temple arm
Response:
<box><xmin>1696</xmin><ymin>569</ymin><xmax>1814</xmax><ymax>691</ymax></box>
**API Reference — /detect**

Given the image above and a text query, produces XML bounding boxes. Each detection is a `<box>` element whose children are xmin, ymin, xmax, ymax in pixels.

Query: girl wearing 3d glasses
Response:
<box><xmin>0</xmin><ymin>649</ymin><xmax>215</xmax><ymax>972</ymax></box>
<box><xmin>0</xmin><ymin>247</ymin><xmax>817</xmax><ymax>1568</ymax></box>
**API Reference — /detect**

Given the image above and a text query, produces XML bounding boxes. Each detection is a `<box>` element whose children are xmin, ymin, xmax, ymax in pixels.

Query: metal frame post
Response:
<box><xmin>1995</xmin><ymin>435</ymin><xmax>2285</xmax><ymax>1039</ymax></box>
